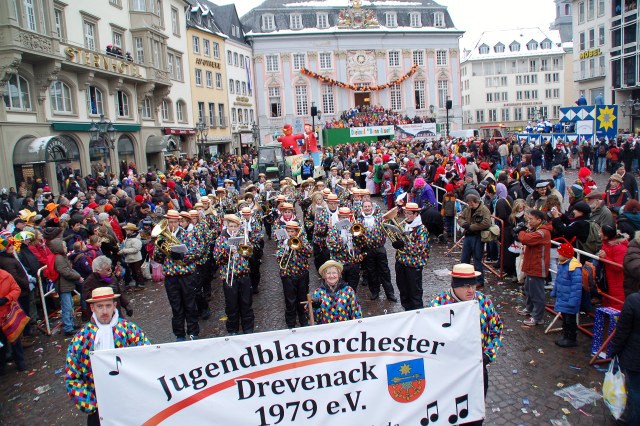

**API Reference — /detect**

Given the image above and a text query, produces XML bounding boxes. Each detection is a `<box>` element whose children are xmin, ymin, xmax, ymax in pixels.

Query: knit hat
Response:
<box><xmin>97</xmin><ymin>212</ymin><xmax>110</xmax><ymax>222</ymax></box>
<box><xmin>445</xmin><ymin>183</ymin><xmax>454</xmax><ymax>192</ymax></box>
<box><xmin>609</xmin><ymin>174</ymin><xmax>623</xmax><ymax>184</ymax></box>
<box><xmin>567</xmin><ymin>184</ymin><xmax>584</xmax><ymax>199</ymax></box>
<box><xmin>479</xmin><ymin>162</ymin><xmax>490</xmax><ymax>170</ymax></box>
<box><xmin>0</xmin><ymin>234</ymin><xmax>13</xmax><ymax>253</ymax></box>
<box><xmin>87</xmin><ymin>202</ymin><xmax>99</xmax><ymax>209</ymax></box>
<box><xmin>556</xmin><ymin>238</ymin><xmax>575</xmax><ymax>258</ymax></box>
<box><xmin>42</xmin><ymin>227</ymin><xmax>63</xmax><ymax>241</ymax></box>
<box><xmin>134</xmin><ymin>195</ymin><xmax>144</xmax><ymax>203</ymax></box>
<box><xmin>572</xmin><ymin>201</ymin><xmax>592</xmax><ymax>216</ymax></box>
<box><xmin>578</xmin><ymin>167</ymin><xmax>592</xmax><ymax>179</ymax></box>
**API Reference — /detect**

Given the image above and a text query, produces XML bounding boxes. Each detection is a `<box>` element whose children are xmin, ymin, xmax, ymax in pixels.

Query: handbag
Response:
<box><xmin>151</xmin><ymin>261</ymin><xmax>164</xmax><ymax>282</ymax></box>
<box><xmin>603</xmin><ymin>356</ymin><xmax>627</xmax><ymax>420</ymax></box>
<box><xmin>480</xmin><ymin>224</ymin><xmax>501</xmax><ymax>243</ymax></box>
<box><xmin>1</xmin><ymin>301</ymin><xmax>30</xmax><ymax>344</ymax></box>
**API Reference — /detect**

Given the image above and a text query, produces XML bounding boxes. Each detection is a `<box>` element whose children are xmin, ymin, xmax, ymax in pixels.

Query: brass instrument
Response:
<box><xmin>151</xmin><ymin>219</ymin><xmax>184</xmax><ymax>261</ymax></box>
<box><xmin>351</xmin><ymin>222</ymin><xmax>364</xmax><ymax>237</ymax></box>
<box><xmin>279</xmin><ymin>230</ymin><xmax>303</xmax><ymax>269</ymax></box>
<box><xmin>382</xmin><ymin>207</ymin><xmax>411</xmax><ymax>246</ymax></box>
<box><xmin>238</xmin><ymin>218</ymin><xmax>254</xmax><ymax>257</ymax></box>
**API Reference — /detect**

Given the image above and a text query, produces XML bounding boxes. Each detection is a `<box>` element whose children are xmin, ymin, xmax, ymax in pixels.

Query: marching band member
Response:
<box><xmin>304</xmin><ymin>192</ymin><xmax>324</xmax><ymax>242</ymax></box>
<box><xmin>326</xmin><ymin>207</ymin><xmax>366</xmax><ymax>291</ymax></box>
<box><xmin>313</xmin><ymin>193</ymin><xmax>340</xmax><ymax>270</ymax></box>
<box><xmin>329</xmin><ymin>167</ymin><xmax>340</xmax><ymax>192</ymax></box>
<box><xmin>272</xmin><ymin>202</ymin><xmax>295</xmax><ymax>240</ymax></box>
<box><xmin>358</xmin><ymin>200</ymin><xmax>397</xmax><ymax>302</ymax></box>
<box><xmin>240</xmin><ymin>207</ymin><xmax>264</xmax><ymax>294</ymax></box>
<box><xmin>351</xmin><ymin>188</ymin><xmax>364</xmax><ymax>217</ymax></box>
<box><xmin>392</xmin><ymin>202</ymin><xmax>430</xmax><ymax>311</ymax></box>
<box><xmin>212</xmin><ymin>214</ymin><xmax>254</xmax><ymax>335</ymax></box>
<box><xmin>256</xmin><ymin>173</ymin><xmax>267</xmax><ymax>193</ymax></box>
<box><xmin>223</xmin><ymin>179</ymin><xmax>239</xmax><ymax>203</ymax></box>
<box><xmin>214</xmin><ymin>188</ymin><xmax>228</xmax><ymax>215</ymax></box>
<box><xmin>199</xmin><ymin>197</ymin><xmax>222</xmax><ymax>302</ymax></box>
<box><xmin>152</xmin><ymin>210</ymin><xmax>201</xmax><ymax>341</ymax></box>
<box><xmin>339</xmin><ymin>179</ymin><xmax>354</xmax><ymax>208</ymax></box>
<box><xmin>179</xmin><ymin>211</ymin><xmax>194</xmax><ymax>232</ymax></box>
<box><xmin>276</xmin><ymin>221</ymin><xmax>312</xmax><ymax>328</ymax></box>
<box><xmin>311</xmin><ymin>260</ymin><xmax>362</xmax><ymax>324</ymax></box>
<box><xmin>190</xmin><ymin>208</ymin><xmax>211</xmax><ymax>320</ymax></box>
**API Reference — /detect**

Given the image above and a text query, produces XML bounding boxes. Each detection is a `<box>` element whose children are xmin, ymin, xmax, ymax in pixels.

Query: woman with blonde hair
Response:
<box><xmin>508</xmin><ymin>199</ymin><xmax>527</xmax><ymax>283</ymax></box>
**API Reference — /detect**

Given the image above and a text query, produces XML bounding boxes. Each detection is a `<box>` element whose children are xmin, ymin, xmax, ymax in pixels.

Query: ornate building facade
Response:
<box><xmin>0</xmin><ymin>0</ymin><xmax>193</xmax><ymax>193</ymax></box>
<box><xmin>241</xmin><ymin>0</ymin><xmax>463</xmax><ymax>144</ymax></box>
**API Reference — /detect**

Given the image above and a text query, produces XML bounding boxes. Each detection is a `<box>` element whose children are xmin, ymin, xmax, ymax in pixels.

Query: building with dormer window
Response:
<box><xmin>460</xmin><ymin>28</ymin><xmax>574</xmax><ymax>131</ymax></box>
<box><xmin>241</xmin><ymin>0</ymin><xmax>463</xmax><ymax>145</ymax></box>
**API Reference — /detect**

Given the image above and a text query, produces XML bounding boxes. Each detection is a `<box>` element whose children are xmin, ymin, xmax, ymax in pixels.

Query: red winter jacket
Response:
<box><xmin>518</xmin><ymin>223</ymin><xmax>552</xmax><ymax>278</ymax></box>
<box><xmin>601</xmin><ymin>238</ymin><xmax>628</xmax><ymax>311</ymax></box>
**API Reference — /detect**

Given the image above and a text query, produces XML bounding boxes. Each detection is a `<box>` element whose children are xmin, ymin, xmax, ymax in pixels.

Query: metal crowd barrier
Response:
<box><xmin>543</xmin><ymin>241</ymin><xmax>624</xmax><ymax>365</ymax></box>
<box><xmin>36</xmin><ymin>266</ymin><xmax>81</xmax><ymax>336</ymax></box>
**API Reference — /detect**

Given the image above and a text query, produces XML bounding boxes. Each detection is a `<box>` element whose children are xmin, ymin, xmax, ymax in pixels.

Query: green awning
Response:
<box><xmin>51</xmin><ymin>122</ymin><xmax>141</xmax><ymax>132</ymax></box>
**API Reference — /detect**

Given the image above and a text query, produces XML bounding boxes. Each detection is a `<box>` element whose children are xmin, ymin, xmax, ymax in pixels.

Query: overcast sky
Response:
<box><xmin>215</xmin><ymin>0</ymin><xmax>558</xmax><ymax>50</ymax></box>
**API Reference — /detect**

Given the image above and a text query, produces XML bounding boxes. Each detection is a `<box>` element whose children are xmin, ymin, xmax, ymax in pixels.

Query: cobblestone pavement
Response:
<box><xmin>0</xmin><ymin>175</ymin><xmax>623</xmax><ymax>426</ymax></box>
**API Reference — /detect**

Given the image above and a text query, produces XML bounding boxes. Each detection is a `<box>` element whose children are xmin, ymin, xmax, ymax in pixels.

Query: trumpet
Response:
<box><xmin>279</xmin><ymin>230</ymin><xmax>303</xmax><ymax>269</ymax></box>
<box><xmin>238</xmin><ymin>218</ymin><xmax>254</xmax><ymax>257</ymax></box>
<box><xmin>382</xmin><ymin>207</ymin><xmax>411</xmax><ymax>247</ymax></box>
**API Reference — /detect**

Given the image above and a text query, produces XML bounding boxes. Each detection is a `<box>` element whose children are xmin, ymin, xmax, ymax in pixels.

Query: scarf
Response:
<box><xmin>404</xmin><ymin>214</ymin><xmax>423</xmax><ymax>232</ymax></box>
<box><xmin>329</xmin><ymin>208</ymin><xmax>339</xmax><ymax>227</ymax></box>
<box><xmin>362</xmin><ymin>212</ymin><xmax>376</xmax><ymax>229</ymax></box>
<box><xmin>93</xmin><ymin>309</ymin><xmax>119</xmax><ymax>351</ymax></box>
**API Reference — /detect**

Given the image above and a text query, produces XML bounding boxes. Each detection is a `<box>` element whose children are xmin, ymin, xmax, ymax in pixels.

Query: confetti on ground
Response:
<box><xmin>523</xmin><ymin>398</ymin><xmax>529</xmax><ymax>405</ymax></box>
<box><xmin>521</xmin><ymin>408</ymin><xmax>528</xmax><ymax>413</ymax></box>
<box><xmin>557</xmin><ymin>382</ymin><xmax>565</xmax><ymax>388</ymax></box>
<box><xmin>562</xmin><ymin>408</ymin><xmax>571</xmax><ymax>415</ymax></box>
<box><xmin>532</xmin><ymin>409</ymin><xmax>540</xmax><ymax>417</ymax></box>
<box><xmin>512</xmin><ymin>369</ymin><xmax>518</xmax><ymax>374</ymax></box>
<box><xmin>492</xmin><ymin>407</ymin><xmax>501</xmax><ymax>413</ymax></box>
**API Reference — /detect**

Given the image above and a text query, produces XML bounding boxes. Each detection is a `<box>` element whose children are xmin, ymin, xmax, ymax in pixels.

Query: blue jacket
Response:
<box><xmin>553</xmin><ymin>175</ymin><xmax>566</xmax><ymax>199</ymax></box>
<box><xmin>551</xmin><ymin>257</ymin><xmax>583</xmax><ymax>314</ymax></box>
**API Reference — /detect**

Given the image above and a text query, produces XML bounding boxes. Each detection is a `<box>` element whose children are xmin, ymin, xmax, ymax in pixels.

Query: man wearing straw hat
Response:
<box><xmin>431</xmin><ymin>263</ymin><xmax>503</xmax><ymax>400</ymax></box>
<box><xmin>65</xmin><ymin>287</ymin><xmax>149</xmax><ymax>426</ymax></box>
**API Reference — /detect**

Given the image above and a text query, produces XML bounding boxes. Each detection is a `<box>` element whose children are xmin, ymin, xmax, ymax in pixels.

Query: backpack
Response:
<box><xmin>581</xmin><ymin>261</ymin><xmax>597</xmax><ymax>294</ymax></box>
<box><xmin>43</xmin><ymin>253</ymin><xmax>60</xmax><ymax>281</ymax></box>
<box><xmin>577</xmin><ymin>221</ymin><xmax>602</xmax><ymax>254</ymax></box>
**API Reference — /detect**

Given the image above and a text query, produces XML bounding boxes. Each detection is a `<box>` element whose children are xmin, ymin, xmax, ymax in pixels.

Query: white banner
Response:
<box><xmin>396</xmin><ymin>123</ymin><xmax>438</xmax><ymax>138</ymax></box>
<box><xmin>91</xmin><ymin>301</ymin><xmax>484</xmax><ymax>426</ymax></box>
<box><xmin>349</xmin><ymin>125</ymin><xmax>395</xmax><ymax>137</ymax></box>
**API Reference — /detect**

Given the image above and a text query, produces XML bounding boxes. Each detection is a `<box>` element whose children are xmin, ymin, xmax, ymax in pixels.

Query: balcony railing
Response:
<box><xmin>218</xmin><ymin>116</ymin><xmax>227</xmax><ymax>128</ymax></box>
<box><xmin>574</xmin><ymin>67</ymin><xmax>607</xmax><ymax>81</ymax></box>
<box><xmin>209</xmin><ymin>115</ymin><xmax>218</xmax><ymax>128</ymax></box>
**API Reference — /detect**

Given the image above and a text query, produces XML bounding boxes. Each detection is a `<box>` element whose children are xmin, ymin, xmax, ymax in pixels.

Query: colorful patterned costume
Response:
<box><xmin>396</xmin><ymin>224</ymin><xmax>430</xmax><ymax>268</ymax></box>
<box><xmin>152</xmin><ymin>228</ymin><xmax>199</xmax><ymax>276</ymax></box>
<box><xmin>312</xmin><ymin>281</ymin><xmax>362</xmax><ymax>324</ymax></box>
<box><xmin>430</xmin><ymin>291</ymin><xmax>503</xmax><ymax>362</ymax></box>
<box><xmin>212</xmin><ymin>231</ymin><xmax>251</xmax><ymax>281</ymax></box>
<box><xmin>276</xmin><ymin>233</ymin><xmax>312</xmax><ymax>278</ymax></box>
<box><xmin>65</xmin><ymin>318</ymin><xmax>149</xmax><ymax>414</ymax></box>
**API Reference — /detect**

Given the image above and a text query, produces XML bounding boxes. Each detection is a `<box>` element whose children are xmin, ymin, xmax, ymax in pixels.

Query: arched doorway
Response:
<box><xmin>117</xmin><ymin>135</ymin><xmax>136</xmax><ymax>176</ymax></box>
<box><xmin>89</xmin><ymin>138</ymin><xmax>111</xmax><ymax>176</ymax></box>
<box><xmin>13</xmin><ymin>135</ymin><xmax>81</xmax><ymax>193</ymax></box>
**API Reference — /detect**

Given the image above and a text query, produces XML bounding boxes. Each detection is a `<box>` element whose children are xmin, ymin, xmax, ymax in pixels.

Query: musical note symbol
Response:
<box><xmin>442</xmin><ymin>309</ymin><xmax>455</xmax><ymax>328</ymax></box>
<box><xmin>109</xmin><ymin>356</ymin><xmax>122</xmax><ymax>376</ymax></box>
<box><xmin>448</xmin><ymin>394</ymin><xmax>469</xmax><ymax>424</ymax></box>
<box><xmin>420</xmin><ymin>401</ymin><xmax>439</xmax><ymax>425</ymax></box>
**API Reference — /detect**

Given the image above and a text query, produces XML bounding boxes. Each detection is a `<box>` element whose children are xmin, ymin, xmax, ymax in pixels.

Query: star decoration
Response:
<box><xmin>597</xmin><ymin>106</ymin><xmax>616</xmax><ymax>132</ymax></box>
<box><xmin>399</xmin><ymin>363</ymin><xmax>412</xmax><ymax>375</ymax></box>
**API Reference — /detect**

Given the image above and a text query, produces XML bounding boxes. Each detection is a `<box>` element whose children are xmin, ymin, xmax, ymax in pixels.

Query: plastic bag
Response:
<box><xmin>151</xmin><ymin>261</ymin><xmax>164</xmax><ymax>282</ymax></box>
<box><xmin>141</xmin><ymin>258</ymin><xmax>152</xmax><ymax>281</ymax></box>
<box><xmin>603</xmin><ymin>357</ymin><xmax>627</xmax><ymax>420</ymax></box>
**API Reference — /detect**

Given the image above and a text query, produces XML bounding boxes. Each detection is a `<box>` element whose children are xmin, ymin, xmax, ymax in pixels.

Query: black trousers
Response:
<box><xmin>364</xmin><ymin>246</ymin><xmax>394</xmax><ymax>297</ymax></box>
<box><xmin>281</xmin><ymin>273</ymin><xmax>310</xmax><ymax>328</ymax></box>
<box><xmin>395</xmin><ymin>261</ymin><xmax>423</xmax><ymax>311</ymax></box>
<box><xmin>249</xmin><ymin>247</ymin><xmax>262</xmax><ymax>290</ymax></box>
<box><xmin>313</xmin><ymin>244</ymin><xmax>329</xmax><ymax>272</ymax></box>
<box><xmin>164</xmin><ymin>274</ymin><xmax>199</xmax><ymax>338</ymax></box>
<box><xmin>201</xmin><ymin>253</ymin><xmax>216</xmax><ymax>301</ymax></box>
<box><xmin>195</xmin><ymin>264</ymin><xmax>209</xmax><ymax>315</ymax></box>
<box><xmin>264</xmin><ymin>221</ymin><xmax>272</xmax><ymax>240</ymax></box>
<box><xmin>562</xmin><ymin>313</ymin><xmax>578</xmax><ymax>341</ymax></box>
<box><xmin>87</xmin><ymin>412</ymin><xmax>100</xmax><ymax>426</ymax></box>
<box><xmin>460</xmin><ymin>363</ymin><xmax>489</xmax><ymax>426</ymax></box>
<box><xmin>223</xmin><ymin>275</ymin><xmax>255</xmax><ymax>334</ymax></box>
<box><xmin>342</xmin><ymin>263</ymin><xmax>360</xmax><ymax>292</ymax></box>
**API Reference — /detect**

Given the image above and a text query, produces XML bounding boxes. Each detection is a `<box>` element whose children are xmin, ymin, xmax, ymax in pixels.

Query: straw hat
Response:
<box><xmin>279</xmin><ymin>202</ymin><xmax>294</xmax><ymax>211</ymax></box>
<box><xmin>223</xmin><ymin>214</ymin><xmax>241</xmax><ymax>225</ymax></box>
<box><xmin>449</xmin><ymin>263</ymin><xmax>482</xmax><ymax>278</ymax></box>
<box><xmin>86</xmin><ymin>287</ymin><xmax>121</xmax><ymax>303</ymax></box>
<box><xmin>338</xmin><ymin>207</ymin><xmax>351</xmax><ymax>216</ymax></box>
<box><xmin>122</xmin><ymin>223</ymin><xmax>139</xmax><ymax>232</ymax></box>
<box><xmin>319</xmin><ymin>260</ymin><xmax>344</xmax><ymax>277</ymax></box>
<box><xmin>285</xmin><ymin>221</ymin><xmax>301</xmax><ymax>229</ymax></box>
<box><xmin>326</xmin><ymin>193</ymin><xmax>339</xmax><ymax>202</ymax></box>
<box><xmin>404</xmin><ymin>202</ymin><xmax>420</xmax><ymax>212</ymax></box>
<box><xmin>240</xmin><ymin>207</ymin><xmax>252</xmax><ymax>215</ymax></box>
<box><xmin>165</xmin><ymin>209</ymin><xmax>180</xmax><ymax>220</ymax></box>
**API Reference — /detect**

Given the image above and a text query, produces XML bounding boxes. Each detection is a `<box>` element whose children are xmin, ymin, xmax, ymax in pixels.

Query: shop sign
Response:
<box><xmin>579</xmin><ymin>48</ymin><xmax>601</xmax><ymax>59</ymax></box>
<box><xmin>164</xmin><ymin>128</ymin><xmax>196</xmax><ymax>135</ymax></box>
<box><xmin>46</xmin><ymin>137</ymin><xmax>71</xmax><ymax>161</ymax></box>
<box><xmin>503</xmin><ymin>101</ymin><xmax>543</xmax><ymax>107</ymax></box>
<box><xmin>65</xmin><ymin>47</ymin><xmax>143</xmax><ymax>78</ymax></box>
<box><xmin>195</xmin><ymin>58</ymin><xmax>221</xmax><ymax>69</ymax></box>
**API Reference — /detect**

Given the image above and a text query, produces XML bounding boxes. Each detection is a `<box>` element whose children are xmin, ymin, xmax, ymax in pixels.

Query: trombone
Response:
<box><xmin>238</xmin><ymin>218</ymin><xmax>254</xmax><ymax>257</ymax></box>
<box><xmin>279</xmin><ymin>229</ymin><xmax>303</xmax><ymax>269</ymax></box>
<box><xmin>226</xmin><ymin>245</ymin><xmax>236</xmax><ymax>287</ymax></box>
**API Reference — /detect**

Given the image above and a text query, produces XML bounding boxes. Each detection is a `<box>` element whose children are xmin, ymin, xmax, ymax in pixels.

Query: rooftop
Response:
<box><xmin>462</xmin><ymin>27</ymin><xmax>565</xmax><ymax>62</ymax></box>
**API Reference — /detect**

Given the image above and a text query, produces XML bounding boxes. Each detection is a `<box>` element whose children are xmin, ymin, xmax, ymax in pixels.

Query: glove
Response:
<box><xmin>311</xmin><ymin>300</ymin><xmax>321</xmax><ymax>309</ymax></box>
<box><xmin>28</xmin><ymin>275</ymin><xmax>37</xmax><ymax>284</ymax></box>
<box><xmin>461</xmin><ymin>223</ymin><xmax>470</xmax><ymax>230</ymax></box>
<box><xmin>126</xmin><ymin>307</ymin><xmax>133</xmax><ymax>317</ymax></box>
<box><xmin>392</xmin><ymin>240</ymin><xmax>406</xmax><ymax>250</ymax></box>
<box><xmin>0</xmin><ymin>297</ymin><xmax>8</xmax><ymax>306</ymax></box>
<box><xmin>170</xmin><ymin>251</ymin><xmax>185</xmax><ymax>261</ymax></box>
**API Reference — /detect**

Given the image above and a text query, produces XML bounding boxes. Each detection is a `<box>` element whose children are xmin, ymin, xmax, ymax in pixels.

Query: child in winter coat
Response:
<box><xmin>551</xmin><ymin>240</ymin><xmax>583</xmax><ymax>348</ymax></box>
<box><xmin>598</xmin><ymin>225</ymin><xmax>628</xmax><ymax>310</ymax></box>
<box><xmin>49</xmin><ymin>238</ymin><xmax>83</xmax><ymax>336</ymax></box>
<box><xmin>441</xmin><ymin>183</ymin><xmax>457</xmax><ymax>237</ymax></box>
<box><xmin>119</xmin><ymin>223</ymin><xmax>145</xmax><ymax>288</ymax></box>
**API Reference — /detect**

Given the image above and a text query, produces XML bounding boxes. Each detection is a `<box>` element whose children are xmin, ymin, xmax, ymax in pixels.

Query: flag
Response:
<box><xmin>245</xmin><ymin>56</ymin><xmax>252</xmax><ymax>94</ymax></box>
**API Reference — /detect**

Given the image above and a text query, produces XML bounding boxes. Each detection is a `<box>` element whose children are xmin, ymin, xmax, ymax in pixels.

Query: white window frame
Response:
<box><xmin>317</xmin><ymin>12</ymin><xmax>329</xmax><ymax>29</ymax></box>
<box><xmin>175</xmin><ymin>56</ymin><xmax>183</xmax><ymax>80</ymax></box>
<box><xmin>195</xmin><ymin>68</ymin><xmax>202</xmax><ymax>86</ymax></box>
<box><xmin>269</xmin><ymin>86</ymin><xmax>282</xmax><ymax>117</ymax></box>
<box><xmin>213</xmin><ymin>42</ymin><xmax>220</xmax><ymax>59</ymax></box>
<box><xmin>24</xmin><ymin>0</ymin><xmax>37</xmax><ymax>31</ymax></box>
<box><xmin>86</xmin><ymin>85</ymin><xmax>104</xmax><ymax>116</ymax></box>
<box><xmin>54</xmin><ymin>7</ymin><xmax>66</xmax><ymax>40</ymax></box>
<box><xmin>171</xmin><ymin>7</ymin><xmax>180</xmax><ymax>36</ymax></box>
<box><xmin>134</xmin><ymin>37</ymin><xmax>144</xmax><ymax>64</ymax></box>
<box><xmin>203</xmin><ymin>39</ymin><xmax>210</xmax><ymax>57</ymax></box>
<box><xmin>161</xmin><ymin>99</ymin><xmax>171</xmax><ymax>121</ymax></box>
<box><xmin>527</xmin><ymin>41</ymin><xmax>538</xmax><ymax>50</ymax></box>
<box><xmin>494</xmin><ymin>43</ymin><xmax>505</xmax><ymax>53</ymax></box>
<box><xmin>176</xmin><ymin>101</ymin><xmax>184</xmax><ymax>122</ymax></box>
<box><xmin>388</xmin><ymin>51</ymin><xmax>400</xmax><ymax>67</ymax></box>
<box><xmin>215</xmin><ymin>73</ymin><xmax>222</xmax><ymax>89</ymax></box>
<box><xmin>293</xmin><ymin>53</ymin><xmax>306</xmax><ymax>70</ymax></box>
<box><xmin>434</xmin><ymin>12</ymin><xmax>445</xmax><ymax>28</ymax></box>
<box><xmin>229</xmin><ymin>79</ymin><xmax>234</xmax><ymax>94</ymax></box>
<box><xmin>290</xmin><ymin>13</ymin><xmax>303</xmax><ymax>30</ymax></box>
<box><xmin>206</xmin><ymin>70</ymin><xmax>213</xmax><ymax>88</ymax></box>
<box><xmin>390</xmin><ymin>85</ymin><xmax>402</xmax><ymax>110</ymax></box>
<box><xmin>509</xmin><ymin>42</ymin><xmax>520</xmax><ymax>52</ymax></box>
<box><xmin>83</xmin><ymin>20</ymin><xmax>97</xmax><ymax>51</ymax></box>
<box><xmin>262</xmin><ymin>14</ymin><xmax>275</xmax><ymax>31</ymax></box>
<box><xmin>436</xmin><ymin>50</ymin><xmax>448</xmax><ymax>66</ymax></box>
<box><xmin>295</xmin><ymin>85</ymin><xmax>308</xmax><ymax>117</ymax></box>
<box><xmin>410</xmin><ymin>12</ymin><xmax>421</xmax><ymax>27</ymax></box>
<box><xmin>266</xmin><ymin>54</ymin><xmax>279</xmax><ymax>72</ymax></box>
<box><xmin>192</xmin><ymin>36</ymin><xmax>200</xmax><ymax>54</ymax></box>
<box><xmin>413</xmin><ymin>50</ymin><xmax>424</xmax><ymax>66</ymax></box>
<box><xmin>4</xmin><ymin>74</ymin><xmax>31</xmax><ymax>111</ymax></box>
<box><xmin>386</xmin><ymin>12</ymin><xmax>397</xmax><ymax>27</ymax></box>
<box><xmin>437</xmin><ymin>80</ymin><xmax>449</xmax><ymax>109</ymax></box>
<box><xmin>141</xmin><ymin>97</ymin><xmax>152</xmax><ymax>119</ymax></box>
<box><xmin>414</xmin><ymin>80</ymin><xmax>426</xmax><ymax>110</ymax></box>
<box><xmin>116</xmin><ymin>90</ymin><xmax>129</xmax><ymax>117</ymax></box>
<box><xmin>319</xmin><ymin>52</ymin><xmax>332</xmax><ymax>70</ymax></box>
<box><xmin>132</xmin><ymin>0</ymin><xmax>145</xmax><ymax>12</ymax></box>
<box><xmin>322</xmin><ymin>84</ymin><xmax>335</xmax><ymax>114</ymax></box>
<box><xmin>49</xmin><ymin>80</ymin><xmax>73</xmax><ymax>114</ymax></box>
<box><xmin>479</xmin><ymin>45</ymin><xmax>489</xmax><ymax>54</ymax></box>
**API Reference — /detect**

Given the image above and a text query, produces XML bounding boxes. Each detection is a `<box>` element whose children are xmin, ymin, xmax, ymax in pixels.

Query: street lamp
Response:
<box><xmin>89</xmin><ymin>114</ymin><xmax>116</xmax><ymax>149</ymax></box>
<box><xmin>445</xmin><ymin>98</ymin><xmax>452</xmax><ymax>139</ymax></box>
<box><xmin>196</xmin><ymin>120</ymin><xmax>208</xmax><ymax>159</ymax></box>
<box><xmin>621</xmin><ymin>98</ymin><xmax>640</xmax><ymax>117</ymax></box>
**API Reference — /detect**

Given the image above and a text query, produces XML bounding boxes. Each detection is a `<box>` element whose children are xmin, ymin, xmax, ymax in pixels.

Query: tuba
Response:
<box><xmin>151</xmin><ymin>219</ymin><xmax>183</xmax><ymax>260</ymax></box>
<box><xmin>382</xmin><ymin>207</ymin><xmax>410</xmax><ymax>246</ymax></box>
